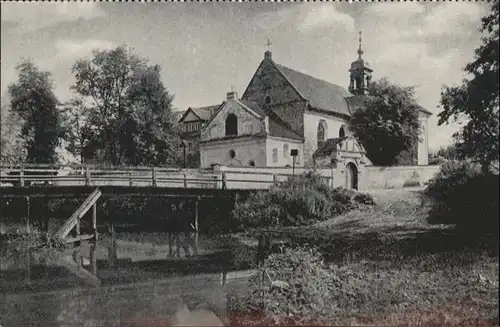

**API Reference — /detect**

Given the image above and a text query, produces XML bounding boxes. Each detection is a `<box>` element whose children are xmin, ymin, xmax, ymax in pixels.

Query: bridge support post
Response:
<box><xmin>26</xmin><ymin>196</ymin><xmax>30</xmax><ymax>234</ymax></box>
<box><xmin>75</xmin><ymin>213</ymin><xmax>81</xmax><ymax>248</ymax></box>
<box><xmin>152</xmin><ymin>167</ymin><xmax>157</xmax><ymax>187</ymax></box>
<box><xmin>222</xmin><ymin>172</ymin><xmax>227</xmax><ymax>190</ymax></box>
<box><xmin>90</xmin><ymin>241</ymin><xmax>97</xmax><ymax>276</ymax></box>
<box><xmin>85</xmin><ymin>166</ymin><xmax>90</xmax><ymax>186</ymax></box>
<box><xmin>92</xmin><ymin>203</ymin><xmax>97</xmax><ymax>241</ymax></box>
<box><xmin>195</xmin><ymin>197</ymin><xmax>199</xmax><ymax>248</ymax></box>
<box><xmin>20</xmin><ymin>168</ymin><xmax>25</xmax><ymax>187</ymax></box>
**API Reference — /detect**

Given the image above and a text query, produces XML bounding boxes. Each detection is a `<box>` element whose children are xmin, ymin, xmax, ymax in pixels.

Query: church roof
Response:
<box><xmin>190</xmin><ymin>104</ymin><xmax>221</xmax><ymax>121</ymax></box>
<box><xmin>273</xmin><ymin>63</ymin><xmax>353</xmax><ymax>117</ymax></box>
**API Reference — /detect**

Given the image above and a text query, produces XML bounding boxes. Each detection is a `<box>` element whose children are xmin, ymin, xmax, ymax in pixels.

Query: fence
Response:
<box><xmin>0</xmin><ymin>164</ymin><xmax>331</xmax><ymax>190</ymax></box>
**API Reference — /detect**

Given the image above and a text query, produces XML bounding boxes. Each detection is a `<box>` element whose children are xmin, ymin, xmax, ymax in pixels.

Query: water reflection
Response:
<box><xmin>0</xmin><ymin>233</ymin><xmax>249</xmax><ymax>327</ymax></box>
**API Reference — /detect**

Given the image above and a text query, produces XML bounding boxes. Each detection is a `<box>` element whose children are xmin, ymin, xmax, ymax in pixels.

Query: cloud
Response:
<box><xmin>54</xmin><ymin>39</ymin><xmax>116</xmax><ymax>62</ymax></box>
<box><xmin>298</xmin><ymin>4</ymin><xmax>354</xmax><ymax>32</ymax></box>
<box><xmin>1</xmin><ymin>2</ymin><xmax>105</xmax><ymax>32</ymax></box>
<box><xmin>422</xmin><ymin>3</ymin><xmax>486</xmax><ymax>37</ymax></box>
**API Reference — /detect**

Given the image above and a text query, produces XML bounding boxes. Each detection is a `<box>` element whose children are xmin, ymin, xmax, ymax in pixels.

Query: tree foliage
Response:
<box><xmin>439</xmin><ymin>0</ymin><xmax>499</xmax><ymax>172</ymax></box>
<box><xmin>349</xmin><ymin>78</ymin><xmax>422</xmax><ymax>166</ymax></box>
<box><xmin>7</xmin><ymin>60</ymin><xmax>64</xmax><ymax>164</ymax></box>
<box><xmin>70</xmin><ymin>45</ymin><xmax>180</xmax><ymax>166</ymax></box>
<box><xmin>1</xmin><ymin>97</ymin><xmax>26</xmax><ymax>164</ymax></box>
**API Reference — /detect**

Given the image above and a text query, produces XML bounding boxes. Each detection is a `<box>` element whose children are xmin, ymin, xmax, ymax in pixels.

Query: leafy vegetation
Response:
<box><xmin>227</xmin><ymin>189</ymin><xmax>499</xmax><ymax>326</ymax></box>
<box><xmin>425</xmin><ymin>160</ymin><xmax>499</xmax><ymax>238</ymax></box>
<box><xmin>439</xmin><ymin>0</ymin><xmax>499</xmax><ymax>173</ymax></box>
<box><xmin>231</xmin><ymin>172</ymin><xmax>374</xmax><ymax>229</ymax></box>
<box><xmin>69</xmin><ymin>45</ymin><xmax>181</xmax><ymax>166</ymax></box>
<box><xmin>227</xmin><ymin>247</ymin><xmax>498</xmax><ymax>326</ymax></box>
<box><xmin>349</xmin><ymin>78</ymin><xmax>422</xmax><ymax>166</ymax></box>
<box><xmin>0</xmin><ymin>96</ymin><xmax>26</xmax><ymax>164</ymax></box>
<box><xmin>7</xmin><ymin>60</ymin><xmax>65</xmax><ymax>164</ymax></box>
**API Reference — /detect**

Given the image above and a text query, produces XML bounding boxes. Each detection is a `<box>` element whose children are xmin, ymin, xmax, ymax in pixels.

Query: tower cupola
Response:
<box><xmin>349</xmin><ymin>31</ymin><xmax>373</xmax><ymax>95</ymax></box>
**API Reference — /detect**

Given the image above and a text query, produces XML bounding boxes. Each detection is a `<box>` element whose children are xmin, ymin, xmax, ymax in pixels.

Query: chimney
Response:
<box><xmin>264</xmin><ymin>50</ymin><xmax>272</xmax><ymax>60</ymax></box>
<box><xmin>226</xmin><ymin>91</ymin><xmax>238</xmax><ymax>100</ymax></box>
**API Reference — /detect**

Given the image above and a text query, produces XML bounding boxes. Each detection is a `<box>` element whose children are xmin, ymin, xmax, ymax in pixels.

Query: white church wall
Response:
<box><xmin>417</xmin><ymin>115</ymin><xmax>430</xmax><ymax>165</ymax></box>
<box><xmin>303</xmin><ymin>111</ymin><xmax>348</xmax><ymax>166</ymax></box>
<box><xmin>265</xmin><ymin>137</ymin><xmax>303</xmax><ymax>167</ymax></box>
<box><xmin>200</xmin><ymin>99</ymin><xmax>264</xmax><ymax>142</ymax></box>
<box><xmin>360</xmin><ymin>164</ymin><xmax>440</xmax><ymax>190</ymax></box>
<box><xmin>199</xmin><ymin>137</ymin><xmax>267</xmax><ymax>168</ymax></box>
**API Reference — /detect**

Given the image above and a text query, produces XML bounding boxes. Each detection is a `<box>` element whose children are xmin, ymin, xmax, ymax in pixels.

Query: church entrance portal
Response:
<box><xmin>345</xmin><ymin>162</ymin><xmax>358</xmax><ymax>190</ymax></box>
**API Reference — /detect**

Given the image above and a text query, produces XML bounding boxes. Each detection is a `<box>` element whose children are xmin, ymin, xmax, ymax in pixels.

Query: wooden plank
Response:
<box><xmin>54</xmin><ymin>188</ymin><xmax>102</xmax><ymax>240</ymax></box>
<box><xmin>92</xmin><ymin>203</ymin><xmax>97</xmax><ymax>241</ymax></box>
<box><xmin>63</xmin><ymin>234</ymin><xmax>95</xmax><ymax>244</ymax></box>
<box><xmin>55</xmin><ymin>253</ymin><xmax>101</xmax><ymax>286</ymax></box>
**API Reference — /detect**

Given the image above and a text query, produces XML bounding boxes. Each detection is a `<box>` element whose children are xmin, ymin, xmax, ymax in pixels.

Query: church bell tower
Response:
<box><xmin>349</xmin><ymin>31</ymin><xmax>373</xmax><ymax>95</ymax></box>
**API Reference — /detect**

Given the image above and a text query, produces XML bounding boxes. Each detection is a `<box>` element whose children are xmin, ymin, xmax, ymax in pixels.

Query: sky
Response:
<box><xmin>0</xmin><ymin>2</ymin><xmax>490</xmax><ymax>151</ymax></box>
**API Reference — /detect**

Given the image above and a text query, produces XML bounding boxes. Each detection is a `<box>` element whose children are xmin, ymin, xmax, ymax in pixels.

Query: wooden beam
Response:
<box><xmin>63</xmin><ymin>234</ymin><xmax>95</xmax><ymax>244</ymax></box>
<box><xmin>54</xmin><ymin>188</ymin><xmax>102</xmax><ymax>240</ymax></box>
<box><xmin>195</xmin><ymin>197</ymin><xmax>199</xmax><ymax>248</ymax></box>
<box><xmin>26</xmin><ymin>196</ymin><xmax>30</xmax><ymax>234</ymax></box>
<box><xmin>92</xmin><ymin>203</ymin><xmax>97</xmax><ymax>241</ymax></box>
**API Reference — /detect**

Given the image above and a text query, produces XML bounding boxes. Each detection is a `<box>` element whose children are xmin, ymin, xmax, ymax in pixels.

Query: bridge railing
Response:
<box><xmin>0</xmin><ymin>164</ymin><xmax>333</xmax><ymax>190</ymax></box>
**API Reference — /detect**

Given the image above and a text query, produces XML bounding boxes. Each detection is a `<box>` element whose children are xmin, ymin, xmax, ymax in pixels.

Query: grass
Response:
<box><xmin>227</xmin><ymin>187</ymin><xmax>500</xmax><ymax>326</ymax></box>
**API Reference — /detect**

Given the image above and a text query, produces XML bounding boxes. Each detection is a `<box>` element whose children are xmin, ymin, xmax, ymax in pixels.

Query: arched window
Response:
<box><xmin>339</xmin><ymin>126</ymin><xmax>346</xmax><ymax>138</ymax></box>
<box><xmin>272</xmin><ymin>148</ymin><xmax>278</xmax><ymax>163</ymax></box>
<box><xmin>283</xmin><ymin>144</ymin><xmax>289</xmax><ymax>158</ymax></box>
<box><xmin>225</xmin><ymin>114</ymin><xmax>238</xmax><ymax>136</ymax></box>
<box><xmin>317</xmin><ymin>120</ymin><xmax>327</xmax><ymax>148</ymax></box>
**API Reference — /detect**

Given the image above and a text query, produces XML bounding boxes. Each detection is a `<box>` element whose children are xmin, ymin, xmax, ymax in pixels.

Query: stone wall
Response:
<box><xmin>361</xmin><ymin>164</ymin><xmax>440</xmax><ymax>190</ymax></box>
<box><xmin>199</xmin><ymin>137</ymin><xmax>267</xmax><ymax>168</ymax></box>
<box><xmin>242</xmin><ymin>58</ymin><xmax>306</xmax><ymax>135</ymax></box>
<box><xmin>265</xmin><ymin>137</ymin><xmax>303</xmax><ymax>167</ymax></box>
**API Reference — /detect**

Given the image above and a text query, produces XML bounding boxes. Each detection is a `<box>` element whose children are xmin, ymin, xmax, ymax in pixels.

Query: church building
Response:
<box><xmin>197</xmin><ymin>34</ymin><xmax>431</xmax><ymax>170</ymax></box>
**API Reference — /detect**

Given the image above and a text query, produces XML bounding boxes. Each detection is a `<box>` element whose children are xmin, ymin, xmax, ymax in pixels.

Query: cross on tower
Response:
<box><xmin>357</xmin><ymin>31</ymin><xmax>364</xmax><ymax>58</ymax></box>
<box><xmin>266</xmin><ymin>38</ymin><xmax>273</xmax><ymax>51</ymax></box>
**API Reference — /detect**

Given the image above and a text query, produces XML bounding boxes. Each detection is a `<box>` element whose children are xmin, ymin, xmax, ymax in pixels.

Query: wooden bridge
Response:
<box><xmin>0</xmin><ymin>164</ymin><xmax>308</xmax><ymax>191</ymax></box>
<box><xmin>0</xmin><ymin>164</ymin><xmax>300</xmax><ymax>247</ymax></box>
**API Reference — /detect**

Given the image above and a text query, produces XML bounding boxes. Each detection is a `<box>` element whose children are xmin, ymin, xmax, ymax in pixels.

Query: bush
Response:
<box><xmin>425</xmin><ymin>160</ymin><xmax>499</xmax><ymax>237</ymax></box>
<box><xmin>232</xmin><ymin>172</ymin><xmax>374</xmax><ymax>229</ymax></box>
<box><xmin>227</xmin><ymin>246</ymin><xmax>335</xmax><ymax>326</ymax></box>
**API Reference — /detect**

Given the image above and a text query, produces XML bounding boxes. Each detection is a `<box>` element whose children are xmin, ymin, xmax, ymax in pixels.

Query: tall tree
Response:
<box><xmin>349</xmin><ymin>78</ymin><xmax>422</xmax><ymax>166</ymax></box>
<box><xmin>7</xmin><ymin>60</ymin><xmax>64</xmax><ymax>164</ymax></box>
<box><xmin>60</xmin><ymin>98</ymin><xmax>93</xmax><ymax>165</ymax></box>
<box><xmin>1</xmin><ymin>96</ymin><xmax>27</xmax><ymax>164</ymax></box>
<box><xmin>439</xmin><ymin>0</ymin><xmax>499</xmax><ymax>173</ymax></box>
<box><xmin>71</xmin><ymin>45</ymin><xmax>180</xmax><ymax>166</ymax></box>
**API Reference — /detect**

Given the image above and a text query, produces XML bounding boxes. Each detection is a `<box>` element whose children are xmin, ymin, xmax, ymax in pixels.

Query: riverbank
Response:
<box><xmin>227</xmin><ymin>188</ymin><xmax>499</xmax><ymax>326</ymax></box>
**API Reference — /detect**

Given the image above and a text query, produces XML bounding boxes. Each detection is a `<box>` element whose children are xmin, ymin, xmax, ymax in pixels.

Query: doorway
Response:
<box><xmin>345</xmin><ymin>162</ymin><xmax>358</xmax><ymax>190</ymax></box>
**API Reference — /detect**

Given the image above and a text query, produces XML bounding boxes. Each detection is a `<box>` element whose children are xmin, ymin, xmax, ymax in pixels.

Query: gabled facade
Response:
<box><xmin>199</xmin><ymin>91</ymin><xmax>303</xmax><ymax>167</ymax></box>
<box><xmin>178</xmin><ymin>104</ymin><xmax>221</xmax><ymax>167</ymax></box>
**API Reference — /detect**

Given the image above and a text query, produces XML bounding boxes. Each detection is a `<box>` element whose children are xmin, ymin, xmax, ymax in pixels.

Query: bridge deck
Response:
<box><xmin>0</xmin><ymin>185</ymin><xmax>256</xmax><ymax>198</ymax></box>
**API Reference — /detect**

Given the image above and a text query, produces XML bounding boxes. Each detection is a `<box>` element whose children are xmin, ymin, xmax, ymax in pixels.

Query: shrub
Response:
<box><xmin>227</xmin><ymin>246</ymin><xmax>335</xmax><ymax>326</ymax></box>
<box><xmin>232</xmin><ymin>172</ymin><xmax>374</xmax><ymax>229</ymax></box>
<box><xmin>425</xmin><ymin>160</ymin><xmax>499</xmax><ymax>238</ymax></box>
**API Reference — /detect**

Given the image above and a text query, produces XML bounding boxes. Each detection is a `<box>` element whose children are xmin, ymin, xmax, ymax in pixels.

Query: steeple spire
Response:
<box><xmin>357</xmin><ymin>31</ymin><xmax>364</xmax><ymax>59</ymax></box>
<box><xmin>349</xmin><ymin>31</ymin><xmax>373</xmax><ymax>96</ymax></box>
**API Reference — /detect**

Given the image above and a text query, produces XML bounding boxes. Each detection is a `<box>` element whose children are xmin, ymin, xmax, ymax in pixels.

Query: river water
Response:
<box><xmin>0</xmin><ymin>233</ymin><xmax>254</xmax><ymax>327</ymax></box>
